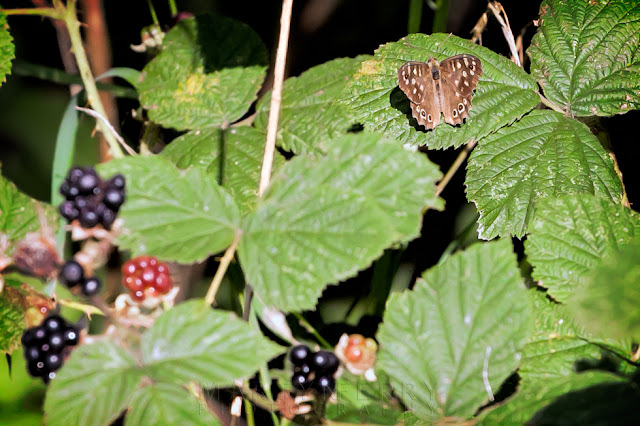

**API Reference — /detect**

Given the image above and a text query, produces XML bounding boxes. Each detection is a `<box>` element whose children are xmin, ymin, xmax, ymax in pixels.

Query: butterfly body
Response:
<box><xmin>398</xmin><ymin>55</ymin><xmax>482</xmax><ymax>130</ymax></box>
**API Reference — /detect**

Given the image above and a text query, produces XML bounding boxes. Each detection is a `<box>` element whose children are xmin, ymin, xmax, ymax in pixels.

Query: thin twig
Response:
<box><xmin>0</xmin><ymin>7</ymin><xmax>61</xmax><ymax>18</ymax></box>
<box><xmin>204</xmin><ymin>232</ymin><xmax>241</xmax><ymax>306</ymax></box>
<box><xmin>435</xmin><ymin>140</ymin><xmax>477</xmax><ymax>197</ymax></box>
<box><xmin>75</xmin><ymin>106</ymin><xmax>137</xmax><ymax>155</ymax></box>
<box><xmin>487</xmin><ymin>2</ymin><xmax>520</xmax><ymax>67</ymax></box>
<box><xmin>258</xmin><ymin>0</ymin><xmax>294</xmax><ymax>197</ymax></box>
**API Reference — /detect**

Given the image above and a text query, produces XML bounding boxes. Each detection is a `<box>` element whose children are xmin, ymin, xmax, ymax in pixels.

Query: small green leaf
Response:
<box><xmin>0</xmin><ymin>293</ymin><xmax>24</xmax><ymax>354</ymax></box>
<box><xmin>480</xmin><ymin>371</ymin><xmax>626</xmax><ymax>425</ymax></box>
<box><xmin>255</xmin><ymin>56</ymin><xmax>370</xmax><ymax>154</ymax></box>
<box><xmin>466</xmin><ymin>110</ymin><xmax>623</xmax><ymax>240</ymax></box>
<box><xmin>527</xmin><ymin>379</ymin><xmax>640</xmax><ymax>424</ymax></box>
<box><xmin>238</xmin><ymin>132</ymin><xmax>443</xmax><ymax>312</ymax></box>
<box><xmin>141</xmin><ymin>300</ymin><xmax>283</xmax><ymax>387</ymax></box>
<box><xmin>377</xmin><ymin>240</ymin><xmax>531</xmax><ymax>422</ymax></box>
<box><xmin>528</xmin><ymin>0</ymin><xmax>640</xmax><ymax>116</ymax></box>
<box><xmin>339</xmin><ymin>33</ymin><xmax>539</xmax><ymax>149</ymax></box>
<box><xmin>137</xmin><ymin>14</ymin><xmax>267</xmax><ymax>130</ymax></box>
<box><xmin>569</xmin><ymin>243</ymin><xmax>640</xmax><ymax>341</ymax></box>
<box><xmin>0</xmin><ymin>11</ymin><xmax>15</xmax><ymax>86</ymax></box>
<box><xmin>161</xmin><ymin>127</ymin><xmax>285</xmax><ymax>215</ymax></box>
<box><xmin>97</xmin><ymin>156</ymin><xmax>241</xmax><ymax>263</ymax></box>
<box><xmin>44</xmin><ymin>341</ymin><xmax>142</xmax><ymax>426</ymax></box>
<box><xmin>520</xmin><ymin>290</ymin><xmax>630</xmax><ymax>382</ymax></box>
<box><xmin>0</xmin><ymin>170</ymin><xmax>57</xmax><ymax>247</ymax></box>
<box><xmin>126</xmin><ymin>383</ymin><xmax>220</xmax><ymax>425</ymax></box>
<box><xmin>525</xmin><ymin>195</ymin><xmax>640</xmax><ymax>302</ymax></box>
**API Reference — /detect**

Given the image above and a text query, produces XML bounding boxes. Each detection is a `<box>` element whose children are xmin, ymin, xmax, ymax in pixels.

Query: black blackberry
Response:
<box><xmin>291</xmin><ymin>372</ymin><xmax>312</xmax><ymax>390</ymax></box>
<box><xmin>100</xmin><ymin>208</ymin><xmax>117</xmax><ymax>229</ymax></box>
<box><xmin>310</xmin><ymin>351</ymin><xmax>339</xmax><ymax>374</ymax></box>
<box><xmin>77</xmin><ymin>171</ymin><xmax>99</xmax><ymax>195</ymax></box>
<box><xmin>313</xmin><ymin>375</ymin><xmax>335</xmax><ymax>394</ymax></box>
<box><xmin>59</xmin><ymin>201</ymin><xmax>79</xmax><ymax>221</ymax></box>
<box><xmin>59</xmin><ymin>260</ymin><xmax>84</xmax><ymax>288</ymax></box>
<box><xmin>290</xmin><ymin>345</ymin><xmax>311</xmax><ymax>366</ymax></box>
<box><xmin>109</xmin><ymin>174</ymin><xmax>126</xmax><ymax>190</ymax></box>
<box><xmin>103</xmin><ymin>188</ymin><xmax>125</xmax><ymax>210</ymax></box>
<box><xmin>78</xmin><ymin>206</ymin><xmax>99</xmax><ymax>228</ymax></box>
<box><xmin>82</xmin><ymin>277</ymin><xmax>102</xmax><ymax>296</ymax></box>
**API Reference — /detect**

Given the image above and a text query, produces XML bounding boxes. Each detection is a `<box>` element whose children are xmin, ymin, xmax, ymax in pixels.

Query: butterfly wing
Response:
<box><xmin>438</xmin><ymin>55</ymin><xmax>482</xmax><ymax>126</ymax></box>
<box><xmin>397</xmin><ymin>62</ymin><xmax>441</xmax><ymax>130</ymax></box>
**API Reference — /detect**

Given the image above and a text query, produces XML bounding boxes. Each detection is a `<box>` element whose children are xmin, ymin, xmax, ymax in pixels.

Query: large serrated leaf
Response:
<box><xmin>339</xmin><ymin>33</ymin><xmax>539</xmax><ymax>149</ymax></box>
<box><xmin>0</xmin><ymin>11</ymin><xmax>15</xmax><ymax>86</ymax></box>
<box><xmin>0</xmin><ymin>292</ymin><xmax>24</xmax><ymax>354</ymax></box>
<box><xmin>255</xmin><ymin>56</ymin><xmax>370</xmax><ymax>154</ymax></box>
<box><xmin>528</xmin><ymin>0</ymin><xmax>640</xmax><ymax>116</ymax></box>
<box><xmin>521</xmin><ymin>290</ymin><xmax>629</xmax><ymax>382</ymax></box>
<box><xmin>238</xmin><ymin>132</ymin><xmax>443</xmax><ymax>312</ymax></box>
<box><xmin>161</xmin><ymin>126</ymin><xmax>285</xmax><ymax>215</ymax></box>
<box><xmin>479</xmin><ymin>371</ymin><xmax>625</xmax><ymax>425</ymax></box>
<box><xmin>0</xmin><ymin>171</ymin><xmax>57</xmax><ymax>247</ymax></box>
<box><xmin>465</xmin><ymin>110</ymin><xmax>623</xmax><ymax>240</ymax></box>
<box><xmin>137</xmin><ymin>14</ymin><xmax>267</xmax><ymax>130</ymax></box>
<box><xmin>569</xmin><ymin>243</ymin><xmax>640</xmax><ymax>341</ymax></box>
<box><xmin>126</xmin><ymin>383</ymin><xmax>220</xmax><ymax>425</ymax></box>
<box><xmin>97</xmin><ymin>156</ymin><xmax>240</xmax><ymax>263</ymax></box>
<box><xmin>141</xmin><ymin>300</ymin><xmax>283</xmax><ymax>387</ymax></box>
<box><xmin>376</xmin><ymin>240</ymin><xmax>531</xmax><ymax>422</ymax></box>
<box><xmin>44</xmin><ymin>342</ymin><xmax>142</xmax><ymax>426</ymax></box>
<box><xmin>525</xmin><ymin>195</ymin><xmax>640</xmax><ymax>302</ymax></box>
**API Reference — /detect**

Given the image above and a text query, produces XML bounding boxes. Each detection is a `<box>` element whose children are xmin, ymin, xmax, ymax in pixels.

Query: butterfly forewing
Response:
<box><xmin>397</xmin><ymin>54</ymin><xmax>482</xmax><ymax>130</ymax></box>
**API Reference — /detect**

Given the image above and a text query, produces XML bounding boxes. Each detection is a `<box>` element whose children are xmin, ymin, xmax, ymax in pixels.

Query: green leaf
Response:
<box><xmin>480</xmin><ymin>371</ymin><xmax>626</xmax><ymax>425</ymax></box>
<box><xmin>97</xmin><ymin>156</ymin><xmax>241</xmax><ymax>263</ymax></box>
<box><xmin>568</xmin><ymin>243</ymin><xmax>640</xmax><ymax>341</ymax></box>
<box><xmin>238</xmin><ymin>132</ymin><xmax>443</xmax><ymax>312</ymax></box>
<box><xmin>339</xmin><ymin>33</ymin><xmax>539</xmax><ymax>149</ymax></box>
<box><xmin>466</xmin><ymin>110</ymin><xmax>623</xmax><ymax>240</ymax></box>
<box><xmin>137</xmin><ymin>14</ymin><xmax>267</xmax><ymax>130</ymax></box>
<box><xmin>255</xmin><ymin>56</ymin><xmax>370</xmax><ymax>154</ymax></box>
<box><xmin>126</xmin><ymin>383</ymin><xmax>220</xmax><ymax>425</ymax></box>
<box><xmin>520</xmin><ymin>290</ymin><xmax>629</xmax><ymax>382</ymax></box>
<box><xmin>377</xmin><ymin>240</ymin><xmax>531</xmax><ymax>422</ymax></box>
<box><xmin>525</xmin><ymin>195</ymin><xmax>640</xmax><ymax>302</ymax></box>
<box><xmin>161</xmin><ymin>127</ymin><xmax>285</xmax><ymax>215</ymax></box>
<box><xmin>0</xmin><ymin>170</ymin><xmax>57</xmax><ymax>247</ymax></box>
<box><xmin>0</xmin><ymin>293</ymin><xmax>24</xmax><ymax>354</ymax></box>
<box><xmin>44</xmin><ymin>341</ymin><xmax>142</xmax><ymax>426</ymax></box>
<box><xmin>528</xmin><ymin>0</ymin><xmax>640</xmax><ymax>116</ymax></box>
<box><xmin>527</xmin><ymin>379</ymin><xmax>640</xmax><ymax>425</ymax></box>
<box><xmin>141</xmin><ymin>300</ymin><xmax>283</xmax><ymax>387</ymax></box>
<box><xmin>0</xmin><ymin>11</ymin><xmax>15</xmax><ymax>86</ymax></box>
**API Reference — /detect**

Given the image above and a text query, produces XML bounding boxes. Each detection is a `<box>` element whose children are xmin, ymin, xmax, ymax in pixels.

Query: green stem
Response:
<box><xmin>167</xmin><ymin>0</ymin><xmax>178</xmax><ymax>16</ymax></box>
<box><xmin>291</xmin><ymin>313</ymin><xmax>332</xmax><ymax>349</ymax></box>
<box><xmin>146</xmin><ymin>0</ymin><xmax>159</xmax><ymax>26</ymax></box>
<box><xmin>431</xmin><ymin>0</ymin><xmax>451</xmax><ymax>33</ymax></box>
<box><xmin>60</xmin><ymin>0</ymin><xmax>124</xmax><ymax>158</ymax></box>
<box><xmin>407</xmin><ymin>0</ymin><xmax>423</xmax><ymax>34</ymax></box>
<box><xmin>539</xmin><ymin>93</ymin><xmax>566</xmax><ymax>114</ymax></box>
<box><xmin>244</xmin><ymin>396</ymin><xmax>255</xmax><ymax>426</ymax></box>
<box><xmin>0</xmin><ymin>7</ymin><xmax>62</xmax><ymax>19</ymax></box>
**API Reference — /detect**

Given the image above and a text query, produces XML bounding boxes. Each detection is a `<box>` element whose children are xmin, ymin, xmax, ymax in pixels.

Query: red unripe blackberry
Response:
<box><xmin>122</xmin><ymin>256</ymin><xmax>173</xmax><ymax>302</ymax></box>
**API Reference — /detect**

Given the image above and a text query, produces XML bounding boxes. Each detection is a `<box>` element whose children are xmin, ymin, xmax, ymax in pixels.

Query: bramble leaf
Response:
<box><xmin>339</xmin><ymin>33</ymin><xmax>539</xmax><ymax>149</ymax></box>
<box><xmin>238</xmin><ymin>132</ymin><xmax>443</xmax><ymax>312</ymax></box>
<box><xmin>161</xmin><ymin>126</ymin><xmax>285</xmax><ymax>215</ymax></box>
<box><xmin>377</xmin><ymin>240</ymin><xmax>531</xmax><ymax>422</ymax></box>
<box><xmin>466</xmin><ymin>110</ymin><xmax>623</xmax><ymax>239</ymax></box>
<box><xmin>137</xmin><ymin>14</ymin><xmax>267</xmax><ymax>130</ymax></box>
<box><xmin>525</xmin><ymin>195</ymin><xmax>640</xmax><ymax>302</ymax></box>
<box><xmin>528</xmin><ymin>0</ymin><xmax>640</xmax><ymax>116</ymax></box>
<box><xmin>0</xmin><ymin>11</ymin><xmax>15</xmax><ymax>86</ymax></box>
<box><xmin>255</xmin><ymin>56</ymin><xmax>370</xmax><ymax>154</ymax></box>
<box><xmin>97</xmin><ymin>156</ymin><xmax>241</xmax><ymax>263</ymax></box>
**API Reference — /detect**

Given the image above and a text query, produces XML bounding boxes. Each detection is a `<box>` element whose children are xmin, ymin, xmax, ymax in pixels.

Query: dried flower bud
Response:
<box><xmin>335</xmin><ymin>333</ymin><xmax>378</xmax><ymax>378</ymax></box>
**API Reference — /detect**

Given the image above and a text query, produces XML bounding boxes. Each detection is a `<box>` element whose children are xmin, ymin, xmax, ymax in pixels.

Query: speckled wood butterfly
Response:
<box><xmin>398</xmin><ymin>55</ymin><xmax>482</xmax><ymax>130</ymax></box>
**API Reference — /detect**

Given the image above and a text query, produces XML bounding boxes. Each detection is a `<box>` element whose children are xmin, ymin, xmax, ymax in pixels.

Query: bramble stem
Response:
<box><xmin>204</xmin><ymin>232</ymin><xmax>241</xmax><ymax>306</ymax></box>
<box><xmin>0</xmin><ymin>7</ymin><xmax>61</xmax><ymax>18</ymax></box>
<box><xmin>539</xmin><ymin>93</ymin><xmax>565</xmax><ymax>114</ymax></box>
<box><xmin>61</xmin><ymin>0</ymin><xmax>124</xmax><ymax>158</ymax></box>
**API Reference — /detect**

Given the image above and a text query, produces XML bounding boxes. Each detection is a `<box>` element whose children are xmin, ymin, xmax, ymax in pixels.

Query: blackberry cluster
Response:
<box><xmin>59</xmin><ymin>260</ymin><xmax>102</xmax><ymax>296</ymax></box>
<box><xmin>289</xmin><ymin>345</ymin><xmax>339</xmax><ymax>394</ymax></box>
<box><xmin>21</xmin><ymin>314</ymin><xmax>80</xmax><ymax>383</ymax></box>
<box><xmin>58</xmin><ymin>167</ymin><xmax>126</xmax><ymax>229</ymax></box>
<box><xmin>122</xmin><ymin>256</ymin><xmax>173</xmax><ymax>302</ymax></box>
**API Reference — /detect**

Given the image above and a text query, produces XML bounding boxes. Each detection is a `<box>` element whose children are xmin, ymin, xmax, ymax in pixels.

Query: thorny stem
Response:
<box><xmin>292</xmin><ymin>312</ymin><xmax>332</xmax><ymax>349</ymax></box>
<box><xmin>435</xmin><ymin>140</ymin><xmax>477</xmax><ymax>197</ymax></box>
<box><xmin>204</xmin><ymin>232</ymin><xmax>241</xmax><ymax>306</ymax></box>
<box><xmin>1</xmin><ymin>7</ymin><xmax>61</xmax><ymax>18</ymax></box>
<box><xmin>60</xmin><ymin>0</ymin><xmax>125</xmax><ymax>158</ymax></box>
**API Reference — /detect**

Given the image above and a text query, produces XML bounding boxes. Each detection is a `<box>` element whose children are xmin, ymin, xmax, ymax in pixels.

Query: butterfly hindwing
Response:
<box><xmin>438</xmin><ymin>55</ymin><xmax>483</xmax><ymax>125</ymax></box>
<box><xmin>398</xmin><ymin>62</ymin><xmax>440</xmax><ymax>130</ymax></box>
